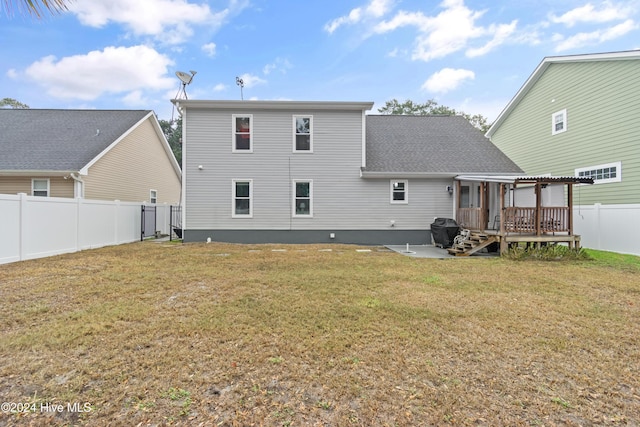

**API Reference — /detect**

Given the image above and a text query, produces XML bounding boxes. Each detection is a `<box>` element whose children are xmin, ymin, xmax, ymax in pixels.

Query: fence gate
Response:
<box><xmin>170</xmin><ymin>205</ymin><xmax>182</xmax><ymax>241</ymax></box>
<box><xmin>141</xmin><ymin>205</ymin><xmax>157</xmax><ymax>241</ymax></box>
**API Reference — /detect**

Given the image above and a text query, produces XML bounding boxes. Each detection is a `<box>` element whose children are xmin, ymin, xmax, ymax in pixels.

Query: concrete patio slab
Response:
<box><xmin>385</xmin><ymin>244</ymin><xmax>455</xmax><ymax>258</ymax></box>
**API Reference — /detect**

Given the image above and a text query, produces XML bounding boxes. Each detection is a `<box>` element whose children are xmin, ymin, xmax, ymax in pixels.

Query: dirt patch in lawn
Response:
<box><xmin>0</xmin><ymin>242</ymin><xmax>638</xmax><ymax>426</ymax></box>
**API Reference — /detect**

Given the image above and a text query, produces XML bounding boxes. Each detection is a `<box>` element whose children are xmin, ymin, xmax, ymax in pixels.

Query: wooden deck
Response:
<box><xmin>455</xmin><ymin>207</ymin><xmax>581</xmax><ymax>255</ymax></box>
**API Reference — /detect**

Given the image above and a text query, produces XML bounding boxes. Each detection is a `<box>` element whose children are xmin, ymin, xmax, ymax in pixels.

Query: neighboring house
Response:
<box><xmin>0</xmin><ymin>109</ymin><xmax>181</xmax><ymax>204</ymax></box>
<box><xmin>486</xmin><ymin>50</ymin><xmax>640</xmax><ymax>205</ymax></box>
<box><xmin>174</xmin><ymin>99</ymin><xmax>522</xmax><ymax>245</ymax></box>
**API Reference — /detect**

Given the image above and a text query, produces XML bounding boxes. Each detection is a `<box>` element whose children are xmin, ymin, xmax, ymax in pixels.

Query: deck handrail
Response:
<box><xmin>456</xmin><ymin>207</ymin><xmax>483</xmax><ymax>230</ymax></box>
<box><xmin>503</xmin><ymin>206</ymin><xmax>569</xmax><ymax>233</ymax></box>
<box><xmin>456</xmin><ymin>206</ymin><xmax>569</xmax><ymax>234</ymax></box>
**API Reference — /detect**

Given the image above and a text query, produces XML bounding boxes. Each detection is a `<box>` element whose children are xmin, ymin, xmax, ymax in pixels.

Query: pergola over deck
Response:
<box><xmin>453</xmin><ymin>175</ymin><xmax>594</xmax><ymax>255</ymax></box>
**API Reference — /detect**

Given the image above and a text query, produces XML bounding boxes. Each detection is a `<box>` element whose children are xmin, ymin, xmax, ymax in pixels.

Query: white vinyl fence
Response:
<box><xmin>573</xmin><ymin>203</ymin><xmax>640</xmax><ymax>256</ymax></box>
<box><xmin>0</xmin><ymin>193</ymin><xmax>173</xmax><ymax>265</ymax></box>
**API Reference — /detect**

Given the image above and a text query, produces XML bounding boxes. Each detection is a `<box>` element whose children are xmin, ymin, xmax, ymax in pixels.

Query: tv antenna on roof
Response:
<box><xmin>175</xmin><ymin>70</ymin><xmax>197</xmax><ymax>100</ymax></box>
<box><xmin>235</xmin><ymin>76</ymin><xmax>244</xmax><ymax>100</ymax></box>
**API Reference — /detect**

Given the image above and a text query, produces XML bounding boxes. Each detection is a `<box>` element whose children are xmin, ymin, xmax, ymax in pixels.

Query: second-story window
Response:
<box><xmin>552</xmin><ymin>109</ymin><xmax>567</xmax><ymax>135</ymax></box>
<box><xmin>233</xmin><ymin>114</ymin><xmax>252</xmax><ymax>152</ymax></box>
<box><xmin>293</xmin><ymin>116</ymin><xmax>312</xmax><ymax>152</ymax></box>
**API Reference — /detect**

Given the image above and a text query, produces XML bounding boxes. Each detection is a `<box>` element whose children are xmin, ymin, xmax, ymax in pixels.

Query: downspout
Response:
<box><xmin>69</xmin><ymin>173</ymin><xmax>85</xmax><ymax>198</ymax></box>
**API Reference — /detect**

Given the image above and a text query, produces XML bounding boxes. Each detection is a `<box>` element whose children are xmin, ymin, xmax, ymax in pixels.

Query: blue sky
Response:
<box><xmin>2</xmin><ymin>0</ymin><xmax>639</xmax><ymax>122</ymax></box>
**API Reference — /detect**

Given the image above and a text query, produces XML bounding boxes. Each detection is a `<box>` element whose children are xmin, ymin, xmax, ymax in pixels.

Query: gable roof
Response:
<box><xmin>486</xmin><ymin>50</ymin><xmax>640</xmax><ymax>138</ymax></box>
<box><xmin>363</xmin><ymin>115</ymin><xmax>523</xmax><ymax>178</ymax></box>
<box><xmin>0</xmin><ymin>109</ymin><xmax>179</xmax><ymax>175</ymax></box>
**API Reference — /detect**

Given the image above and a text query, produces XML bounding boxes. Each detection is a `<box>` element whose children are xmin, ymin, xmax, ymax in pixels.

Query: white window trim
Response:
<box><xmin>292</xmin><ymin>179</ymin><xmax>313</xmax><ymax>217</ymax></box>
<box><xmin>293</xmin><ymin>115</ymin><xmax>313</xmax><ymax>153</ymax></box>
<box><xmin>390</xmin><ymin>180</ymin><xmax>408</xmax><ymax>204</ymax></box>
<box><xmin>232</xmin><ymin>114</ymin><xmax>253</xmax><ymax>153</ymax></box>
<box><xmin>150</xmin><ymin>189</ymin><xmax>158</xmax><ymax>204</ymax></box>
<box><xmin>575</xmin><ymin>161</ymin><xmax>622</xmax><ymax>185</ymax></box>
<box><xmin>32</xmin><ymin>178</ymin><xmax>50</xmax><ymax>197</ymax></box>
<box><xmin>552</xmin><ymin>109</ymin><xmax>567</xmax><ymax>135</ymax></box>
<box><xmin>232</xmin><ymin>179</ymin><xmax>253</xmax><ymax>218</ymax></box>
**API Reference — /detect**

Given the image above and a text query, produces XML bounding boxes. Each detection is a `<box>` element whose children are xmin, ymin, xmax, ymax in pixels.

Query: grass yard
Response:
<box><xmin>0</xmin><ymin>242</ymin><xmax>639</xmax><ymax>426</ymax></box>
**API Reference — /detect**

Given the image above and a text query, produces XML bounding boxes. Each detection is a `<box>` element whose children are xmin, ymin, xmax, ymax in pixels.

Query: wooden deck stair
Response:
<box><xmin>447</xmin><ymin>232</ymin><xmax>499</xmax><ymax>256</ymax></box>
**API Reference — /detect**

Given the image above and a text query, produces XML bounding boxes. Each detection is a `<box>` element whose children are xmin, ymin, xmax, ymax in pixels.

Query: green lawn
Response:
<box><xmin>0</xmin><ymin>242</ymin><xmax>638</xmax><ymax>426</ymax></box>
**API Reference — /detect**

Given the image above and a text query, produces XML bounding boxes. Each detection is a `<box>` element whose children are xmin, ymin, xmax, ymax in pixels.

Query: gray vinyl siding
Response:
<box><xmin>184</xmin><ymin>108</ymin><xmax>453</xmax><ymax>232</ymax></box>
<box><xmin>491</xmin><ymin>59</ymin><xmax>640</xmax><ymax>205</ymax></box>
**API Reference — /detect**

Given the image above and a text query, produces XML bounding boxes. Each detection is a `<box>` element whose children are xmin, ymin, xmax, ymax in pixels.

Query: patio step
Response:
<box><xmin>447</xmin><ymin>233</ymin><xmax>498</xmax><ymax>256</ymax></box>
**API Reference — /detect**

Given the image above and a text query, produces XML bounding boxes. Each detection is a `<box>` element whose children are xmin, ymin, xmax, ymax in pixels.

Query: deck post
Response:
<box><xmin>568</xmin><ymin>184</ymin><xmax>574</xmax><ymax>236</ymax></box>
<box><xmin>499</xmin><ymin>183</ymin><xmax>507</xmax><ymax>254</ymax></box>
<box><xmin>535</xmin><ymin>183</ymin><xmax>542</xmax><ymax>236</ymax></box>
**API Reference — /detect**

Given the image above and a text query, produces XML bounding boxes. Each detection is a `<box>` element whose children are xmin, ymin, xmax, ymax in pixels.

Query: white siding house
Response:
<box><xmin>174</xmin><ymin>100</ymin><xmax>522</xmax><ymax>245</ymax></box>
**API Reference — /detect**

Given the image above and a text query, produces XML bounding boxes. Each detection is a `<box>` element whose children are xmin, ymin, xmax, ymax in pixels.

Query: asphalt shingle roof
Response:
<box><xmin>0</xmin><ymin>109</ymin><xmax>151</xmax><ymax>171</ymax></box>
<box><xmin>365</xmin><ymin>115</ymin><xmax>523</xmax><ymax>174</ymax></box>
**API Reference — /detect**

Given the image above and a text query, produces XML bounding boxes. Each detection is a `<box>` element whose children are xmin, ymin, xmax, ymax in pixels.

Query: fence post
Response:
<box><xmin>114</xmin><ymin>200</ymin><xmax>120</xmax><ymax>244</ymax></box>
<box><xmin>594</xmin><ymin>203</ymin><xmax>601</xmax><ymax>250</ymax></box>
<box><xmin>76</xmin><ymin>197</ymin><xmax>82</xmax><ymax>253</ymax></box>
<box><xmin>18</xmin><ymin>193</ymin><xmax>27</xmax><ymax>262</ymax></box>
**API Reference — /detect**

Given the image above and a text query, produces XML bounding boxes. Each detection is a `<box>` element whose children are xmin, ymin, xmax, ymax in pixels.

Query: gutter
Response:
<box><xmin>69</xmin><ymin>173</ymin><xmax>85</xmax><ymax>198</ymax></box>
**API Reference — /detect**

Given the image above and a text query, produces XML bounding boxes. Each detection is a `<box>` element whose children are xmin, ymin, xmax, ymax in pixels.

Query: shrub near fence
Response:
<box><xmin>0</xmin><ymin>193</ymin><xmax>173</xmax><ymax>265</ymax></box>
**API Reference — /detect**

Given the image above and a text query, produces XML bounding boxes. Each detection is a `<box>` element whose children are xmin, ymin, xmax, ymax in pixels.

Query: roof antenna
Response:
<box><xmin>175</xmin><ymin>70</ymin><xmax>197</xmax><ymax>100</ymax></box>
<box><xmin>235</xmin><ymin>76</ymin><xmax>244</xmax><ymax>100</ymax></box>
<box><xmin>172</xmin><ymin>70</ymin><xmax>197</xmax><ymax>123</ymax></box>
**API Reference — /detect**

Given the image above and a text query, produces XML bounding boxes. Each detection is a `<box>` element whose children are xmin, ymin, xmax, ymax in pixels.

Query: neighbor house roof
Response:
<box><xmin>0</xmin><ymin>109</ymin><xmax>177</xmax><ymax>175</ymax></box>
<box><xmin>486</xmin><ymin>50</ymin><xmax>640</xmax><ymax>138</ymax></box>
<box><xmin>362</xmin><ymin>115</ymin><xmax>523</xmax><ymax>178</ymax></box>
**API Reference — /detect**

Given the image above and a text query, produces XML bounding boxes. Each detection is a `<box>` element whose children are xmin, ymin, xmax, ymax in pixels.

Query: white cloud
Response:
<box><xmin>236</xmin><ymin>73</ymin><xmax>266</xmax><ymax>88</ymax></box>
<box><xmin>373</xmin><ymin>0</ymin><xmax>515</xmax><ymax>61</ymax></box>
<box><xmin>24</xmin><ymin>45</ymin><xmax>175</xmax><ymax>101</ymax></box>
<box><xmin>68</xmin><ymin>0</ymin><xmax>244</xmax><ymax>44</ymax></box>
<box><xmin>466</xmin><ymin>21</ymin><xmax>518</xmax><ymax>57</ymax></box>
<box><xmin>554</xmin><ymin>19</ymin><xmax>638</xmax><ymax>51</ymax></box>
<box><xmin>202</xmin><ymin>42</ymin><xmax>217</xmax><ymax>57</ymax></box>
<box><xmin>263</xmin><ymin>57</ymin><xmax>292</xmax><ymax>75</ymax></box>
<box><xmin>213</xmin><ymin>83</ymin><xmax>227</xmax><ymax>92</ymax></box>
<box><xmin>549</xmin><ymin>1</ymin><xmax>632</xmax><ymax>27</ymax></box>
<box><xmin>422</xmin><ymin>68</ymin><xmax>475</xmax><ymax>93</ymax></box>
<box><xmin>324</xmin><ymin>0</ymin><xmax>393</xmax><ymax>33</ymax></box>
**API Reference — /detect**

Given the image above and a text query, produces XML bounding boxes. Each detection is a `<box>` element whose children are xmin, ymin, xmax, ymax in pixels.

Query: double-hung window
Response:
<box><xmin>390</xmin><ymin>180</ymin><xmax>408</xmax><ymax>204</ymax></box>
<box><xmin>232</xmin><ymin>179</ymin><xmax>253</xmax><ymax>217</ymax></box>
<box><xmin>552</xmin><ymin>109</ymin><xmax>567</xmax><ymax>135</ymax></box>
<box><xmin>233</xmin><ymin>114</ymin><xmax>252</xmax><ymax>152</ymax></box>
<box><xmin>32</xmin><ymin>179</ymin><xmax>49</xmax><ymax>197</ymax></box>
<box><xmin>293</xmin><ymin>180</ymin><xmax>312</xmax><ymax>217</ymax></box>
<box><xmin>150</xmin><ymin>189</ymin><xmax>158</xmax><ymax>204</ymax></box>
<box><xmin>293</xmin><ymin>116</ymin><xmax>312</xmax><ymax>152</ymax></box>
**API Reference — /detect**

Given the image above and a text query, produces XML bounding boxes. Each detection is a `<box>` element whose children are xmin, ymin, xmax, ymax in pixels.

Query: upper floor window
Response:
<box><xmin>552</xmin><ymin>109</ymin><xmax>567</xmax><ymax>135</ymax></box>
<box><xmin>232</xmin><ymin>179</ymin><xmax>253</xmax><ymax>217</ymax></box>
<box><xmin>32</xmin><ymin>179</ymin><xmax>49</xmax><ymax>197</ymax></box>
<box><xmin>293</xmin><ymin>180</ymin><xmax>313</xmax><ymax>217</ymax></box>
<box><xmin>390</xmin><ymin>180</ymin><xmax>408</xmax><ymax>204</ymax></box>
<box><xmin>293</xmin><ymin>116</ymin><xmax>312</xmax><ymax>152</ymax></box>
<box><xmin>576</xmin><ymin>161</ymin><xmax>621</xmax><ymax>184</ymax></box>
<box><xmin>233</xmin><ymin>114</ymin><xmax>252</xmax><ymax>152</ymax></box>
<box><xmin>150</xmin><ymin>189</ymin><xmax>158</xmax><ymax>204</ymax></box>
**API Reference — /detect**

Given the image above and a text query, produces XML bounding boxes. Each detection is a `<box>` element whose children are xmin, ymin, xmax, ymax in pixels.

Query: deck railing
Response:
<box><xmin>456</xmin><ymin>206</ymin><xmax>570</xmax><ymax>234</ymax></box>
<box><xmin>503</xmin><ymin>206</ymin><xmax>569</xmax><ymax>233</ymax></box>
<box><xmin>456</xmin><ymin>208</ymin><xmax>484</xmax><ymax>230</ymax></box>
